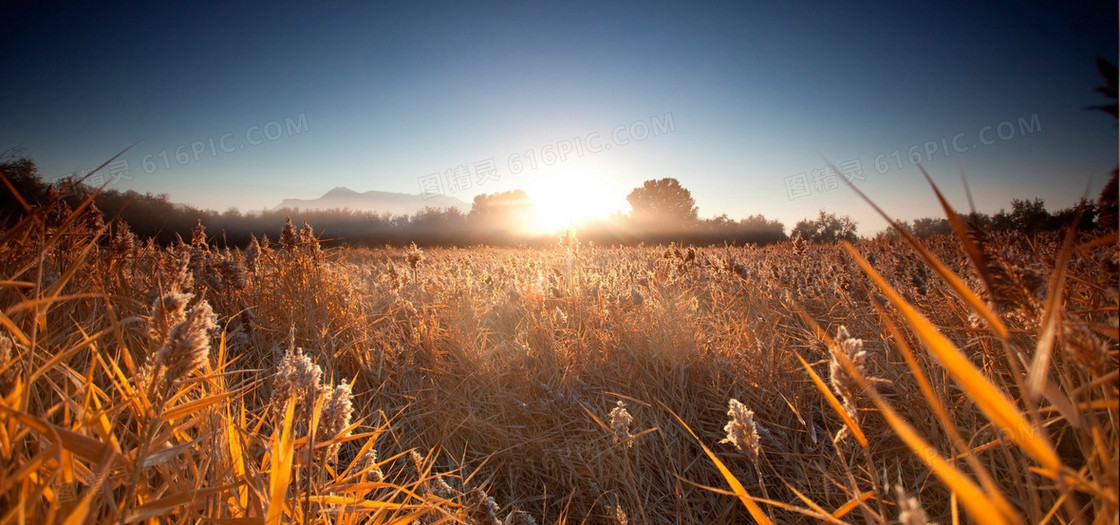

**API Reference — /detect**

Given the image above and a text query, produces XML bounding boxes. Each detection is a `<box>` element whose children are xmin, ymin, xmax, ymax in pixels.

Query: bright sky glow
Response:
<box><xmin>1</xmin><ymin>2</ymin><xmax>1116</xmax><ymax>235</ymax></box>
<box><xmin>527</xmin><ymin>170</ymin><xmax>631</xmax><ymax>233</ymax></box>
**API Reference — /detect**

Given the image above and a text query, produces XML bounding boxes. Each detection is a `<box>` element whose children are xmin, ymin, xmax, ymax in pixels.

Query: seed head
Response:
<box><xmin>895</xmin><ymin>485</ymin><xmax>931</xmax><ymax>525</ymax></box>
<box><xmin>356</xmin><ymin>448</ymin><xmax>384</xmax><ymax>482</ymax></box>
<box><xmin>190</xmin><ymin>218</ymin><xmax>208</xmax><ymax>249</ymax></box>
<box><xmin>280</xmin><ymin>217</ymin><xmax>298</xmax><ymax>250</ymax></box>
<box><xmin>110</xmin><ymin>222</ymin><xmax>136</xmax><ymax>259</ymax></box>
<box><xmin>630</xmin><ymin>288</ymin><xmax>644</xmax><ymax>306</ymax></box>
<box><xmin>613</xmin><ymin>504</ymin><xmax>629</xmax><ymax>525</ymax></box>
<box><xmin>244</xmin><ymin>235</ymin><xmax>260</xmax><ymax>274</ymax></box>
<box><xmin>218</xmin><ymin>256</ymin><xmax>248</xmax><ymax>291</ymax></box>
<box><xmin>504</xmin><ymin>511</ymin><xmax>538</xmax><ymax>525</ymax></box>
<box><xmin>81</xmin><ymin>202</ymin><xmax>105</xmax><ymax>233</ymax></box>
<box><xmin>1063</xmin><ymin>321</ymin><xmax>1113</xmax><ymax>376</ymax></box>
<box><xmin>148</xmin><ymin>292</ymin><xmax>193</xmax><ymax>344</ymax></box>
<box><xmin>272</xmin><ymin>346</ymin><xmax>327</xmax><ymax>423</ymax></box>
<box><xmin>720</xmin><ymin>398</ymin><xmax>761</xmax><ymax>462</ymax></box>
<box><xmin>299</xmin><ymin>221</ymin><xmax>321</xmax><ymax>255</ymax></box>
<box><xmin>0</xmin><ymin>334</ymin><xmax>18</xmax><ymax>385</ymax></box>
<box><xmin>608</xmin><ymin>400</ymin><xmax>634</xmax><ymax>447</ymax></box>
<box><xmin>829</xmin><ymin>326</ymin><xmax>866</xmax><ymax>412</ymax></box>
<box><xmin>154</xmin><ymin>300</ymin><xmax>217</xmax><ymax>387</ymax></box>
<box><xmin>319</xmin><ymin>381</ymin><xmax>354</xmax><ymax>463</ymax></box>
<box><xmin>465</xmin><ymin>487</ymin><xmax>501</xmax><ymax>525</ymax></box>
<box><xmin>406</xmin><ymin>242</ymin><xmax>424</xmax><ymax>269</ymax></box>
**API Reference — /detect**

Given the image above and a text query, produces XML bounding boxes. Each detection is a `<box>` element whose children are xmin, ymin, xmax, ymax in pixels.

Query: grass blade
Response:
<box><xmin>842</xmin><ymin>241</ymin><xmax>1061</xmax><ymax>475</ymax></box>
<box><xmin>1026</xmin><ymin>218</ymin><xmax>1079</xmax><ymax>400</ymax></box>
<box><xmin>832</xmin><ymin>160</ymin><xmax>1009</xmax><ymax>339</ymax></box>
<box><xmin>669</xmin><ymin>408</ymin><xmax>774</xmax><ymax>525</ymax></box>
<box><xmin>794</xmin><ymin>352</ymin><xmax>869</xmax><ymax>449</ymax></box>
<box><xmin>266</xmin><ymin>398</ymin><xmax>296</xmax><ymax>525</ymax></box>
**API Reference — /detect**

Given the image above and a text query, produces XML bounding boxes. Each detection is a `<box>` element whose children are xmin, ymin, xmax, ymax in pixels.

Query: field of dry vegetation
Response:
<box><xmin>0</xmin><ymin>183</ymin><xmax>1117</xmax><ymax>524</ymax></box>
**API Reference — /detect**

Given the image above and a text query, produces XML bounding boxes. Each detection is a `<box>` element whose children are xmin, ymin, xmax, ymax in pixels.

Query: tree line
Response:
<box><xmin>1</xmin><ymin>156</ymin><xmax>1115</xmax><ymax>248</ymax></box>
<box><xmin>0</xmin><ymin>165</ymin><xmax>788</xmax><ymax>246</ymax></box>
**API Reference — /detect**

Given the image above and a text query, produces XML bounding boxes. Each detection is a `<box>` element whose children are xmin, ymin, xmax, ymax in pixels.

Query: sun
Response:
<box><xmin>526</xmin><ymin>172</ymin><xmax>626</xmax><ymax>233</ymax></box>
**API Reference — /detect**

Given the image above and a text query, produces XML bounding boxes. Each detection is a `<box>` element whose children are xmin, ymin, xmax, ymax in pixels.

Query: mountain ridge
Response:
<box><xmin>273</xmin><ymin>186</ymin><xmax>470</xmax><ymax>216</ymax></box>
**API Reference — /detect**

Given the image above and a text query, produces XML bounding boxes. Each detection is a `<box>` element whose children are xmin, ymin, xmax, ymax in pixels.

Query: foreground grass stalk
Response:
<box><xmin>0</xmin><ymin>173</ymin><xmax>1115</xmax><ymax>522</ymax></box>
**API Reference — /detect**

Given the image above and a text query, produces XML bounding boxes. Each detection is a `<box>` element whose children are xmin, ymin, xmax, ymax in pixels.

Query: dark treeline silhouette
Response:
<box><xmin>1</xmin><ymin>157</ymin><xmax>1114</xmax><ymax>248</ymax></box>
<box><xmin>0</xmin><ymin>162</ymin><xmax>788</xmax><ymax>247</ymax></box>
<box><xmin>792</xmin><ymin>211</ymin><xmax>859</xmax><ymax>243</ymax></box>
<box><xmin>883</xmin><ymin>197</ymin><xmax>1103</xmax><ymax>239</ymax></box>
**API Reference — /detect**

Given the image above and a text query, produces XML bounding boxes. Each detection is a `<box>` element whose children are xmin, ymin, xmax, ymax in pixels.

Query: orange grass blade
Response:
<box><xmin>84</xmin><ymin>375</ymin><xmax>122</xmax><ymax>452</ymax></box>
<box><xmin>865</xmin><ymin>385</ymin><xmax>1018</xmax><ymax>525</ymax></box>
<box><xmin>794</xmin><ymin>352</ymin><xmax>868</xmax><ymax>448</ymax></box>
<box><xmin>3</xmin><ymin>293</ymin><xmax>103</xmax><ymax>316</ymax></box>
<box><xmin>0</xmin><ymin>401</ymin><xmax>121</xmax><ymax>464</ymax></box>
<box><xmin>833</xmin><ymin>160</ymin><xmax>1009</xmax><ymax>339</ymax></box>
<box><xmin>1027</xmin><ymin>219</ymin><xmax>1078</xmax><ymax>400</ymax></box>
<box><xmin>94</xmin><ymin>349</ymin><xmax>150</xmax><ymax>418</ymax></box>
<box><xmin>832</xmin><ymin>491</ymin><xmax>875</xmax><ymax>519</ymax></box>
<box><xmin>0</xmin><ymin>172</ymin><xmax>32</xmax><ymax>213</ymax></box>
<box><xmin>827</xmin><ymin>320</ymin><xmax>1022</xmax><ymax>523</ymax></box>
<box><xmin>669</xmin><ymin>409</ymin><xmax>774</xmax><ymax>525</ymax></box>
<box><xmin>27</xmin><ymin>326</ymin><xmax>112</xmax><ymax>385</ymax></box>
<box><xmin>868</xmin><ymin>298</ymin><xmax>1017</xmax><ymax>514</ymax></box>
<box><xmin>226</xmin><ymin>411</ymin><xmax>248</xmax><ymax>508</ymax></box>
<box><xmin>265</xmin><ymin>398</ymin><xmax>296</xmax><ymax>525</ymax></box>
<box><xmin>918</xmin><ymin>167</ymin><xmax>1001</xmax><ymax>317</ymax></box>
<box><xmin>162</xmin><ymin>391</ymin><xmax>235</xmax><ymax>421</ymax></box>
<box><xmin>125</xmin><ymin>485</ymin><xmax>233</xmax><ymax>523</ymax></box>
<box><xmin>842</xmin><ymin>241</ymin><xmax>1061</xmax><ymax>475</ymax></box>
<box><xmin>777</xmin><ymin>481</ymin><xmax>848</xmax><ymax>524</ymax></box>
<box><xmin>61</xmin><ymin>446</ymin><xmax>116</xmax><ymax>525</ymax></box>
<box><xmin>0</xmin><ymin>309</ymin><xmax>30</xmax><ymax>347</ymax></box>
<box><xmin>0</xmin><ymin>443</ymin><xmax>57</xmax><ymax>496</ymax></box>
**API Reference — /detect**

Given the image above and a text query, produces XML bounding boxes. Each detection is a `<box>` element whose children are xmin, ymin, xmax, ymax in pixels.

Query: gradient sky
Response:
<box><xmin>2</xmin><ymin>1</ymin><xmax>1116</xmax><ymax>235</ymax></box>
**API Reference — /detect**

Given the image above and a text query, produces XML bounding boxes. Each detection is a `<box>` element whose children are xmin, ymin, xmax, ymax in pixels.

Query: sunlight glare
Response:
<box><xmin>527</xmin><ymin>172</ymin><xmax>626</xmax><ymax>233</ymax></box>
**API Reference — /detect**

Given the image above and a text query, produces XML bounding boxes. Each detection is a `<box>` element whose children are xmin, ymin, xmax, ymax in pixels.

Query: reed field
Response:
<box><xmin>0</xmin><ymin>182</ymin><xmax>1116</xmax><ymax>524</ymax></box>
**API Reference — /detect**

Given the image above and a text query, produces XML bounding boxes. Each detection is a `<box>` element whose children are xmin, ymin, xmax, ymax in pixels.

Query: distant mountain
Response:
<box><xmin>273</xmin><ymin>187</ymin><xmax>470</xmax><ymax>216</ymax></box>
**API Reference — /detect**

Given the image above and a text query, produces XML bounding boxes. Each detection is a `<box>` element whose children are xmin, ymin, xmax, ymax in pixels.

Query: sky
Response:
<box><xmin>2</xmin><ymin>1</ymin><xmax>1117</xmax><ymax>235</ymax></box>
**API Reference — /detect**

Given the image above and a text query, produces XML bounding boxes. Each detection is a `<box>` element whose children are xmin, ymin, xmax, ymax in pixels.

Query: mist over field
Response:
<box><xmin>1</xmin><ymin>1</ymin><xmax>1117</xmax><ymax>523</ymax></box>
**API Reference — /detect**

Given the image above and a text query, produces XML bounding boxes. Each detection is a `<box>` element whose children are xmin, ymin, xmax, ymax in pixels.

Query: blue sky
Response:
<box><xmin>2</xmin><ymin>1</ymin><xmax>1116</xmax><ymax>234</ymax></box>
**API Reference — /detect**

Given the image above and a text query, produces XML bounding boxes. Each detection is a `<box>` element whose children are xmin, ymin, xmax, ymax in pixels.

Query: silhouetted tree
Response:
<box><xmin>1090</xmin><ymin>58</ymin><xmax>1118</xmax><ymax>229</ymax></box>
<box><xmin>791</xmin><ymin>210</ymin><xmax>858</xmax><ymax>242</ymax></box>
<box><xmin>1048</xmin><ymin>199</ymin><xmax>1097</xmax><ymax>231</ymax></box>
<box><xmin>737</xmin><ymin>214</ymin><xmax>787</xmax><ymax>242</ymax></box>
<box><xmin>1098</xmin><ymin>170</ymin><xmax>1118</xmax><ymax>229</ymax></box>
<box><xmin>877</xmin><ymin>219</ymin><xmax>911</xmax><ymax>239</ymax></box>
<box><xmin>626</xmin><ymin>178</ymin><xmax>698</xmax><ymax>226</ymax></box>
<box><xmin>690</xmin><ymin>213</ymin><xmax>786</xmax><ymax>244</ymax></box>
<box><xmin>1089</xmin><ymin>57</ymin><xmax>1117</xmax><ymax>119</ymax></box>
<box><xmin>911</xmin><ymin>217</ymin><xmax>951</xmax><ymax>238</ymax></box>
<box><xmin>468</xmin><ymin>190</ymin><xmax>533</xmax><ymax>221</ymax></box>
<box><xmin>1009</xmin><ymin>198</ymin><xmax>1050</xmax><ymax>233</ymax></box>
<box><xmin>963</xmin><ymin>211</ymin><xmax>992</xmax><ymax>231</ymax></box>
<box><xmin>0</xmin><ymin>154</ymin><xmax>48</xmax><ymax>220</ymax></box>
<box><xmin>468</xmin><ymin>190</ymin><xmax>534</xmax><ymax>241</ymax></box>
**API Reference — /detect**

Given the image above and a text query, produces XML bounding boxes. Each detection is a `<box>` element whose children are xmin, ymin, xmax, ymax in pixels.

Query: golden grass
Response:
<box><xmin>0</xmin><ymin>174</ymin><xmax>1116</xmax><ymax>523</ymax></box>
